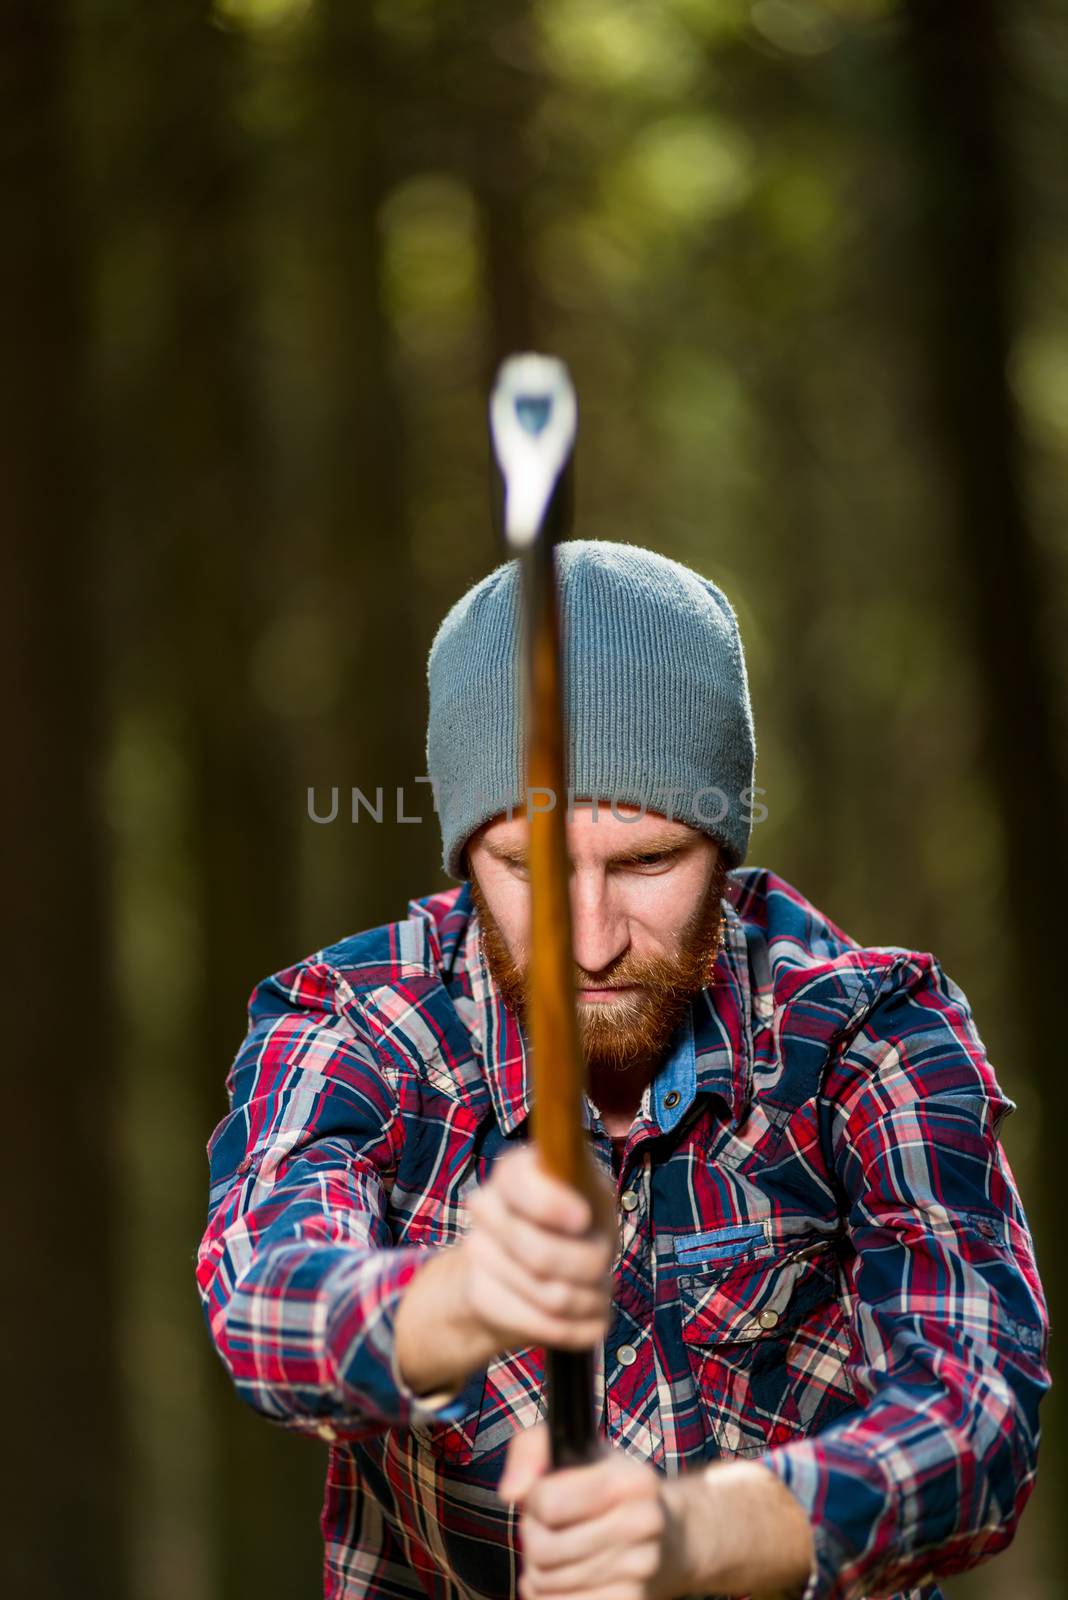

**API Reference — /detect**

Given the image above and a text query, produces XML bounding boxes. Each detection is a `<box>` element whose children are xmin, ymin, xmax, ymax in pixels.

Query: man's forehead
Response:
<box><xmin>477</xmin><ymin>805</ymin><xmax>707</xmax><ymax>864</ymax></box>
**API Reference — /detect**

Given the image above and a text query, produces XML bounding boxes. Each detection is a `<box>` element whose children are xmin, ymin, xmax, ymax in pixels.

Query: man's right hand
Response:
<box><xmin>394</xmin><ymin>1145</ymin><xmax>615</xmax><ymax>1400</ymax></box>
<box><xmin>462</xmin><ymin>1144</ymin><xmax>615</xmax><ymax>1353</ymax></box>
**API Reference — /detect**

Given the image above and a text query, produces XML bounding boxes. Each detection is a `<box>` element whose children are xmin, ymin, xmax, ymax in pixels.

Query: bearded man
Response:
<box><xmin>197</xmin><ymin>541</ymin><xmax>1048</xmax><ymax>1600</ymax></box>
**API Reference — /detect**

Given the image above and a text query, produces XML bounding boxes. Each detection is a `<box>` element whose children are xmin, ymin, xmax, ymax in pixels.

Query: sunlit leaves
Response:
<box><xmin>614</xmin><ymin>114</ymin><xmax>754</xmax><ymax>227</ymax></box>
<box><xmin>539</xmin><ymin>0</ymin><xmax>702</xmax><ymax>96</ymax></box>
<box><xmin>380</xmin><ymin>175</ymin><xmax>481</xmax><ymax>353</ymax></box>
<box><xmin>211</xmin><ymin>0</ymin><xmax>313</xmax><ymax>34</ymax></box>
<box><xmin>1011</xmin><ymin>329</ymin><xmax>1068</xmax><ymax>446</ymax></box>
<box><xmin>749</xmin><ymin>0</ymin><xmax>842</xmax><ymax>56</ymax></box>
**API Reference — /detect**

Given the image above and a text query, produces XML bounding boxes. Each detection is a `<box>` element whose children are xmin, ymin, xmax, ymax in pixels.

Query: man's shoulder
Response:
<box><xmin>727</xmin><ymin>864</ymin><xmax>932</xmax><ymax>1021</ymax></box>
<box><xmin>728</xmin><ymin>866</ymin><xmax>987</xmax><ymax>1118</ymax></box>
<box><xmin>246</xmin><ymin>885</ymin><xmax>472</xmax><ymax>1037</ymax></box>
<box><xmin>309</xmin><ymin>883</ymin><xmax>473</xmax><ymax>990</ymax></box>
<box><xmin>728</xmin><ymin>864</ymin><xmax>860</xmax><ymax>961</ymax></box>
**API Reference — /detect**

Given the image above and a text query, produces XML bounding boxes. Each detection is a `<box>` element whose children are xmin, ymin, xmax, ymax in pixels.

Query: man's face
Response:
<box><xmin>467</xmin><ymin>806</ymin><xmax>726</xmax><ymax>1074</ymax></box>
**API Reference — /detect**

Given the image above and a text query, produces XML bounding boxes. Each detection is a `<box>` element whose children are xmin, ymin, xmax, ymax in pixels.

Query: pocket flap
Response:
<box><xmin>673</xmin><ymin>1222</ymin><xmax>766</xmax><ymax>1269</ymax></box>
<box><xmin>681</xmin><ymin>1245</ymin><xmax>836</xmax><ymax>1345</ymax></box>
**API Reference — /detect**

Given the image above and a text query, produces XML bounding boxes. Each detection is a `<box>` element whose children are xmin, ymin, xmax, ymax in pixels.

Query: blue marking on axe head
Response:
<box><xmin>515</xmin><ymin>395</ymin><xmax>552</xmax><ymax>435</ymax></box>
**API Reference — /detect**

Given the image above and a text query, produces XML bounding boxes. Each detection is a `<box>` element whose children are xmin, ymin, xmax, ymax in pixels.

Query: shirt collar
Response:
<box><xmin>465</xmin><ymin>912</ymin><xmax>532</xmax><ymax>1135</ymax></box>
<box><xmin>465</xmin><ymin>892</ymin><xmax>754</xmax><ymax>1137</ymax></box>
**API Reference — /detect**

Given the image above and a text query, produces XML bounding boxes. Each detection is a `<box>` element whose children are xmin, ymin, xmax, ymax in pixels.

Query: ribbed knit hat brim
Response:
<box><xmin>426</xmin><ymin>540</ymin><xmax>756</xmax><ymax>878</ymax></box>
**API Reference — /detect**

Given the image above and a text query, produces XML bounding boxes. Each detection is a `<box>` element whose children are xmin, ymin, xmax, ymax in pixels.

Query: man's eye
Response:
<box><xmin>632</xmin><ymin>852</ymin><xmax>671</xmax><ymax>868</ymax></box>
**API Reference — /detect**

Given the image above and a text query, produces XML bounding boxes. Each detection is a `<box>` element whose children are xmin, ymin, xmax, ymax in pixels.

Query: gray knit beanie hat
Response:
<box><xmin>426</xmin><ymin>540</ymin><xmax>756</xmax><ymax>879</ymax></box>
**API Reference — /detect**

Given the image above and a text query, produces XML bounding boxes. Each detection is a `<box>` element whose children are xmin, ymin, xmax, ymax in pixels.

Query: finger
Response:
<box><xmin>524</xmin><ymin>1534</ymin><xmax>662</xmax><ymax>1596</ymax></box>
<box><xmin>474</xmin><ymin>1199</ymin><xmax>615</xmax><ymax>1285</ymax></box>
<box><xmin>497</xmin><ymin>1147</ymin><xmax>593</xmax><ymax>1234</ymax></box>
<box><xmin>523</xmin><ymin>1493</ymin><xmax>664</xmax><ymax>1571</ymax></box>
<box><xmin>470</xmin><ymin>1227</ymin><xmax>610</xmax><ymax>1323</ymax></box>
<box><xmin>498</xmin><ymin>1422</ymin><xmax>551</xmax><ymax>1502</ymax></box>
<box><xmin>524</xmin><ymin>1455</ymin><xmax>652</xmax><ymax>1530</ymax></box>
<box><xmin>521</xmin><ymin>1577</ymin><xmax>641</xmax><ymax>1600</ymax></box>
<box><xmin>470</xmin><ymin>1250</ymin><xmax>610</xmax><ymax>1350</ymax></box>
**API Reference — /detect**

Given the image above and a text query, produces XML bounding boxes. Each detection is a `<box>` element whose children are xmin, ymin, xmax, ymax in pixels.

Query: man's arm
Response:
<box><xmin>502</xmin><ymin>952</ymin><xmax>1049</xmax><ymax>1600</ymax></box>
<box><xmin>501</xmin><ymin>1427</ymin><xmax>816</xmax><ymax>1599</ymax></box>
<box><xmin>196</xmin><ymin>959</ymin><xmax>453</xmax><ymax>1440</ymax></box>
<box><xmin>395</xmin><ymin>1148</ymin><xmax>614</xmax><ymax>1397</ymax></box>
<box><xmin>197</xmin><ymin>958</ymin><xmax>614</xmax><ymax>1438</ymax></box>
<box><xmin>759</xmin><ymin>951</ymin><xmax>1049</xmax><ymax>1599</ymax></box>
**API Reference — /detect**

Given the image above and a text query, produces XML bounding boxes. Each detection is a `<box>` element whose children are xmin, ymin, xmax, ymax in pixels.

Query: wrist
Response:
<box><xmin>659</xmin><ymin>1471</ymin><xmax>722</xmax><ymax>1597</ymax></box>
<box><xmin>661</xmin><ymin>1461</ymin><xmax>814</xmax><ymax>1598</ymax></box>
<box><xmin>446</xmin><ymin>1238</ymin><xmax>504</xmax><ymax>1369</ymax></box>
<box><xmin>395</xmin><ymin>1245</ymin><xmax>498</xmax><ymax>1397</ymax></box>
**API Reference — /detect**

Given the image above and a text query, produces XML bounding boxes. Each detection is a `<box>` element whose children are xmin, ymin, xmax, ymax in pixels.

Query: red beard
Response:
<box><xmin>469</xmin><ymin>857</ymin><xmax>727</xmax><ymax>1075</ymax></box>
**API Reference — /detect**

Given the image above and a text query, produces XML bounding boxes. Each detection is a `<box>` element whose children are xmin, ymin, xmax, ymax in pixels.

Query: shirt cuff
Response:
<box><xmin>326</xmin><ymin>1244</ymin><xmax>483</xmax><ymax>1432</ymax></box>
<box><xmin>759</xmin><ymin>1437</ymin><xmax>899</xmax><ymax>1600</ymax></box>
<box><xmin>390</xmin><ymin>1331</ymin><xmax>472</xmax><ymax>1423</ymax></box>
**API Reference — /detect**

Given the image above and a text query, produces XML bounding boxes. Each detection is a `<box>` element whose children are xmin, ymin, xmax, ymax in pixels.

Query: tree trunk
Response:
<box><xmin>297</xmin><ymin>0</ymin><xmax>434</xmax><ymax>936</ymax></box>
<box><xmin>903</xmin><ymin>0</ymin><xmax>1065</xmax><ymax>1584</ymax></box>
<box><xmin>90</xmin><ymin>6</ymin><xmax>319</xmax><ymax>1595</ymax></box>
<box><xmin>460</xmin><ymin>0</ymin><xmax>545</xmax><ymax>371</ymax></box>
<box><xmin>0</xmin><ymin>4</ymin><xmax>123</xmax><ymax>1595</ymax></box>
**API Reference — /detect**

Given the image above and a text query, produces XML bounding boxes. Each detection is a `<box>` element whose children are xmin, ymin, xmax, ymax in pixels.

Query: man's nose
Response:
<box><xmin>569</xmin><ymin>876</ymin><xmax>628</xmax><ymax>976</ymax></box>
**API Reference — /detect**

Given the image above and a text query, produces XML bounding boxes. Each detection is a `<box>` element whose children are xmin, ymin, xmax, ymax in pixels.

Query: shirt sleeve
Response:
<box><xmin>760</xmin><ymin>952</ymin><xmax>1050</xmax><ymax>1600</ymax></box>
<box><xmin>195</xmin><ymin>958</ymin><xmax>474</xmax><ymax>1441</ymax></box>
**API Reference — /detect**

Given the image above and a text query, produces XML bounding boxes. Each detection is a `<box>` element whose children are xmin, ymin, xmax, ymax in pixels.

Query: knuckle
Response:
<box><xmin>536</xmin><ymin>1487</ymin><xmax>568</xmax><ymax>1528</ymax></box>
<box><xmin>526</xmin><ymin>1239</ymin><xmax>557</xmax><ymax>1278</ymax></box>
<box><xmin>467</xmin><ymin>1232</ymin><xmax>490</xmax><ymax>1269</ymax></box>
<box><xmin>541</xmin><ymin>1278</ymin><xmax>573</xmax><ymax>1314</ymax></box>
<box><xmin>579</xmin><ymin>1251</ymin><xmax>613</xmax><ymax>1291</ymax></box>
<box><xmin>550</xmin><ymin>1321</ymin><xmax>591</xmax><ymax>1350</ymax></box>
<box><xmin>496</xmin><ymin>1148</ymin><xmax>527</xmax><ymax>1195</ymax></box>
<box><xmin>631</xmin><ymin>1543</ymin><xmax>660</xmax><ymax>1579</ymax></box>
<box><xmin>521</xmin><ymin>1523</ymin><xmax>547</xmax><ymax>1564</ymax></box>
<box><xmin>646</xmin><ymin>1496</ymin><xmax>667</xmax><ymax>1537</ymax></box>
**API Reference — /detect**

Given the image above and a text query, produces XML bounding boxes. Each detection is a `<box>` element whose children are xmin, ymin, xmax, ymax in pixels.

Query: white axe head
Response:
<box><xmin>490</xmin><ymin>353</ymin><xmax>577</xmax><ymax>549</ymax></box>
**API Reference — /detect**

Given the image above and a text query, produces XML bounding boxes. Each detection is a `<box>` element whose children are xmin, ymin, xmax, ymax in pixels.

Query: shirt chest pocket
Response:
<box><xmin>679</xmin><ymin>1241</ymin><xmax>858</xmax><ymax>1458</ymax></box>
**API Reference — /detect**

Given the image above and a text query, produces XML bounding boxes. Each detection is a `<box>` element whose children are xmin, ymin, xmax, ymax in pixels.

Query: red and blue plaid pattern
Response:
<box><xmin>196</xmin><ymin>868</ymin><xmax>1048</xmax><ymax>1600</ymax></box>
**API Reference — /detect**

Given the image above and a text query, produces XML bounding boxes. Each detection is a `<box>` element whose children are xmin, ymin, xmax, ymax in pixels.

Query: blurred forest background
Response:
<box><xmin>4</xmin><ymin>0</ymin><xmax>1066</xmax><ymax>1596</ymax></box>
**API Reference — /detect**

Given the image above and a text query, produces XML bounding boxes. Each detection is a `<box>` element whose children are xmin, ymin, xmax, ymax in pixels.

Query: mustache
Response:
<box><xmin>470</xmin><ymin>858</ymin><xmax>729</xmax><ymax>1073</ymax></box>
<box><xmin>573</xmin><ymin>957</ymin><xmax>705</xmax><ymax>996</ymax></box>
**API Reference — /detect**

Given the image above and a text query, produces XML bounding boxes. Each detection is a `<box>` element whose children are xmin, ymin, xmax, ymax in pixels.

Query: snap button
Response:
<box><xmin>662</xmin><ymin>1090</ymin><xmax>681</xmax><ymax>1111</ymax></box>
<box><xmin>758</xmin><ymin>1309</ymin><xmax>780</xmax><ymax>1331</ymax></box>
<box><xmin>316</xmin><ymin>1422</ymin><xmax>338</xmax><ymax>1442</ymax></box>
<box><xmin>620</xmin><ymin>1189</ymin><xmax>639</xmax><ymax>1213</ymax></box>
<box><xmin>616</xmin><ymin>1343</ymin><xmax>638</xmax><ymax>1366</ymax></box>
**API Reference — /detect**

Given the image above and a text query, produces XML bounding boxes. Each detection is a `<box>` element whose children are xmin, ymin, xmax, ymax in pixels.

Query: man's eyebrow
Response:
<box><xmin>486</xmin><ymin>840</ymin><xmax>528</xmax><ymax>866</ymax></box>
<box><xmin>607</xmin><ymin>833</ymin><xmax>692</xmax><ymax>865</ymax></box>
<box><xmin>485</xmin><ymin>831</ymin><xmax>694</xmax><ymax>868</ymax></box>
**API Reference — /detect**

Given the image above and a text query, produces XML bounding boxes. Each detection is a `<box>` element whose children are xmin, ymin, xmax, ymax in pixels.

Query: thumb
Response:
<box><xmin>498</xmin><ymin>1422</ymin><xmax>551</xmax><ymax>1503</ymax></box>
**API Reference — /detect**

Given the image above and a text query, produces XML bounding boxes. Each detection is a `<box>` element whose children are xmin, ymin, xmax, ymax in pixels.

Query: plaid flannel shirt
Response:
<box><xmin>197</xmin><ymin>867</ymin><xmax>1049</xmax><ymax>1600</ymax></box>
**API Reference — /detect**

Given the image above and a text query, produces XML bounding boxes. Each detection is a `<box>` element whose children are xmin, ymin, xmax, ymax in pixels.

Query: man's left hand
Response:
<box><xmin>499</xmin><ymin>1424</ymin><xmax>689</xmax><ymax>1600</ymax></box>
<box><xmin>499</xmin><ymin>1421</ymin><xmax>816</xmax><ymax>1600</ymax></box>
